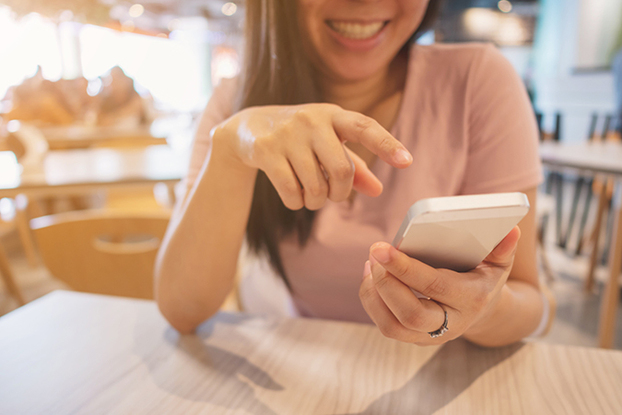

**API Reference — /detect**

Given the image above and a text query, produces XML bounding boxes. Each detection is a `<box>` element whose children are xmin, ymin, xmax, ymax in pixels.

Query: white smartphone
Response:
<box><xmin>392</xmin><ymin>192</ymin><xmax>530</xmax><ymax>272</ymax></box>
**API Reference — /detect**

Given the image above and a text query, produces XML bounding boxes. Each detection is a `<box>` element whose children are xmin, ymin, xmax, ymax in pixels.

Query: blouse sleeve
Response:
<box><xmin>460</xmin><ymin>44</ymin><xmax>543</xmax><ymax>195</ymax></box>
<box><xmin>181</xmin><ymin>77</ymin><xmax>238</xmax><ymax>199</ymax></box>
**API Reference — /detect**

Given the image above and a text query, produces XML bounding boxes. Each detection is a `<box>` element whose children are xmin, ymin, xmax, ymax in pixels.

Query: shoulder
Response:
<box><xmin>407</xmin><ymin>42</ymin><xmax>513</xmax><ymax>83</ymax></box>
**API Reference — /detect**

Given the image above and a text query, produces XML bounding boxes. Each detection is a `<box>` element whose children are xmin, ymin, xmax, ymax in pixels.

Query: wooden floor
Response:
<box><xmin>1</xmin><ymin>198</ymin><xmax>621</xmax><ymax>349</ymax></box>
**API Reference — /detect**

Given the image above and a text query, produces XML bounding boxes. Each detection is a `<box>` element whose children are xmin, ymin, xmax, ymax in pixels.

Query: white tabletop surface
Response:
<box><xmin>539</xmin><ymin>141</ymin><xmax>622</xmax><ymax>176</ymax></box>
<box><xmin>1</xmin><ymin>291</ymin><xmax>622</xmax><ymax>414</ymax></box>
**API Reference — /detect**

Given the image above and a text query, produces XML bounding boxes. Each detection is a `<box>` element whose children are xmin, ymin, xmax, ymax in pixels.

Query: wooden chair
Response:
<box><xmin>30</xmin><ymin>210</ymin><xmax>170</xmax><ymax>299</ymax></box>
<box><xmin>0</xmin><ymin>129</ymin><xmax>39</xmax><ymax>267</ymax></box>
<box><xmin>0</xmin><ymin>221</ymin><xmax>26</xmax><ymax>306</ymax></box>
<box><xmin>535</xmin><ymin>111</ymin><xmax>559</xmax><ymax>282</ymax></box>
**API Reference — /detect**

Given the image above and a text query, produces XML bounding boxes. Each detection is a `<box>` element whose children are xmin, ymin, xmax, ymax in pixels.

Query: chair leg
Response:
<box><xmin>587</xmin><ymin>180</ymin><xmax>609</xmax><ymax>292</ymax></box>
<box><xmin>601</xmin><ymin>197</ymin><xmax>615</xmax><ymax>266</ymax></box>
<box><xmin>14</xmin><ymin>195</ymin><xmax>38</xmax><ymax>268</ymax></box>
<box><xmin>538</xmin><ymin>224</ymin><xmax>556</xmax><ymax>284</ymax></box>
<box><xmin>554</xmin><ymin>173</ymin><xmax>565</xmax><ymax>247</ymax></box>
<box><xmin>575</xmin><ymin>179</ymin><xmax>594</xmax><ymax>256</ymax></box>
<box><xmin>562</xmin><ymin>177</ymin><xmax>585</xmax><ymax>249</ymax></box>
<box><xmin>0</xmin><ymin>243</ymin><xmax>26</xmax><ymax>306</ymax></box>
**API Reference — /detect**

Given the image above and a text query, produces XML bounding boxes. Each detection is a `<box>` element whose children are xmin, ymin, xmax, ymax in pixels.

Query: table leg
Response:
<box><xmin>598</xmin><ymin>180</ymin><xmax>622</xmax><ymax>348</ymax></box>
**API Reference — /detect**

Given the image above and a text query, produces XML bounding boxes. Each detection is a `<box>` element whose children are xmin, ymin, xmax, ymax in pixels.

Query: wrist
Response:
<box><xmin>462</xmin><ymin>281</ymin><xmax>544</xmax><ymax>347</ymax></box>
<box><xmin>463</xmin><ymin>285</ymin><xmax>510</xmax><ymax>341</ymax></box>
<box><xmin>210</xmin><ymin>123</ymin><xmax>257</xmax><ymax>178</ymax></box>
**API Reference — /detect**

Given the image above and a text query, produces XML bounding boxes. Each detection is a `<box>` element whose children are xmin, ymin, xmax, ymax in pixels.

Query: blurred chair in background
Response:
<box><xmin>31</xmin><ymin>210</ymin><xmax>170</xmax><ymax>299</ymax></box>
<box><xmin>0</xmin><ymin>219</ymin><xmax>25</xmax><ymax>306</ymax></box>
<box><xmin>0</xmin><ymin>124</ymin><xmax>41</xmax><ymax>267</ymax></box>
<box><xmin>536</xmin><ymin>111</ymin><xmax>559</xmax><ymax>283</ymax></box>
<box><xmin>30</xmin><ymin>209</ymin><xmax>240</xmax><ymax>309</ymax></box>
<box><xmin>537</xmin><ymin>112</ymin><xmax>564</xmax><ymax>249</ymax></box>
<box><xmin>562</xmin><ymin>112</ymin><xmax>602</xmax><ymax>254</ymax></box>
<box><xmin>583</xmin><ymin>114</ymin><xmax>619</xmax><ymax>291</ymax></box>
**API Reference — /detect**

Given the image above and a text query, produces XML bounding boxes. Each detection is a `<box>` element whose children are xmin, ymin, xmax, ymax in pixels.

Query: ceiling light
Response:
<box><xmin>498</xmin><ymin>0</ymin><xmax>513</xmax><ymax>13</ymax></box>
<box><xmin>129</xmin><ymin>4</ymin><xmax>145</xmax><ymax>18</ymax></box>
<box><xmin>221</xmin><ymin>2</ymin><xmax>237</xmax><ymax>17</ymax></box>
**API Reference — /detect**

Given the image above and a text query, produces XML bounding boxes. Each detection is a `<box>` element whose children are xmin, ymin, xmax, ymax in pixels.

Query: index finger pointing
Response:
<box><xmin>332</xmin><ymin>110</ymin><xmax>412</xmax><ymax>168</ymax></box>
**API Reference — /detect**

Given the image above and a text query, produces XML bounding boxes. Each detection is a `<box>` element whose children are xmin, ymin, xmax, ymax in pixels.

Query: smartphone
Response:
<box><xmin>392</xmin><ymin>192</ymin><xmax>529</xmax><ymax>272</ymax></box>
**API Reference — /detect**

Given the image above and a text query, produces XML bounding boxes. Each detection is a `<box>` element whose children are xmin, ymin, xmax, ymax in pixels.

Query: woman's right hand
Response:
<box><xmin>211</xmin><ymin>103</ymin><xmax>413</xmax><ymax>210</ymax></box>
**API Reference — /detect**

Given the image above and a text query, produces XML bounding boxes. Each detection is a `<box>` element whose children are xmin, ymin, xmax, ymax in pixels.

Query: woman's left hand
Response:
<box><xmin>359</xmin><ymin>227</ymin><xmax>521</xmax><ymax>345</ymax></box>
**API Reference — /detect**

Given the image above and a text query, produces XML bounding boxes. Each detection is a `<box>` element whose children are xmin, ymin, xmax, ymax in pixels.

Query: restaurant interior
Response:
<box><xmin>1</xmin><ymin>0</ymin><xmax>622</xmax><ymax>413</ymax></box>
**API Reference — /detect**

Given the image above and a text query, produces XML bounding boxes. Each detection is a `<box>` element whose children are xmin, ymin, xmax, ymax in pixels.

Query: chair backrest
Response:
<box><xmin>31</xmin><ymin>210</ymin><xmax>170</xmax><ymax>299</ymax></box>
<box><xmin>553</xmin><ymin>112</ymin><xmax>562</xmax><ymax>142</ymax></box>
<box><xmin>588</xmin><ymin>113</ymin><xmax>599</xmax><ymax>141</ymax></box>
<box><xmin>601</xmin><ymin>115</ymin><xmax>612</xmax><ymax>140</ymax></box>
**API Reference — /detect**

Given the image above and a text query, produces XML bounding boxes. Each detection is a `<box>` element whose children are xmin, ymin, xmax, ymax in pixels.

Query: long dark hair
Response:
<box><xmin>240</xmin><ymin>0</ymin><xmax>443</xmax><ymax>285</ymax></box>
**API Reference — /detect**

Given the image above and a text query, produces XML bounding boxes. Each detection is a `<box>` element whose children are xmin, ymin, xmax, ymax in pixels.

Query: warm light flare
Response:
<box><xmin>129</xmin><ymin>4</ymin><xmax>145</xmax><ymax>18</ymax></box>
<box><xmin>498</xmin><ymin>0</ymin><xmax>513</xmax><ymax>13</ymax></box>
<box><xmin>221</xmin><ymin>2</ymin><xmax>237</xmax><ymax>17</ymax></box>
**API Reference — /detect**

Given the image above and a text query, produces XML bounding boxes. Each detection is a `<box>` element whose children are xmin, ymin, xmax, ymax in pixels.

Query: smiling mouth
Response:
<box><xmin>326</xmin><ymin>20</ymin><xmax>388</xmax><ymax>40</ymax></box>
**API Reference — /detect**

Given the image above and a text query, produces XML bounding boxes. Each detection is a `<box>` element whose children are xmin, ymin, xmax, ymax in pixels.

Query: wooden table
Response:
<box><xmin>0</xmin><ymin>145</ymin><xmax>188</xmax><ymax>199</ymax></box>
<box><xmin>1</xmin><ymin>291</ymin><xmax>622</xmax><ymax>414</ymax></box>
<box><xmin>540</xmin><ymin>141</ymin><xmax>622</xmax><ymax>348</ymax></box>
<box><xmin>38</xmin><ymin>125</ymin><xmax>167</xmax><ymax>150</ymax></box>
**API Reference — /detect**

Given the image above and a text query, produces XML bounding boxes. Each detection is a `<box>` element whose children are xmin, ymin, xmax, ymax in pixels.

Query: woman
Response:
<box><xmin>156</xmin><ymin>0</ymin><xmax>551</xmax><ymax>347</ymax></box>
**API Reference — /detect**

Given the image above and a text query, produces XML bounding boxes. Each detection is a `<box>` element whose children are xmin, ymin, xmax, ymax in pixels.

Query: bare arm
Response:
<box><xmin>155</xmin><ymin>104</ymin><xmax>413</xmax><ymax>333</ymax></box>
<box><xmin>154</xmin><ymin>129</ymin><xmax>257</xmax><ymax>334</ymax></box>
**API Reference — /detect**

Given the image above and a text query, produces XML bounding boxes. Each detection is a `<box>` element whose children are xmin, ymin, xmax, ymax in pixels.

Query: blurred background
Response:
<box><xmin>0</xmin><ymin>0</ymin><xmax>621</xmax><ymax>348</ymax></box>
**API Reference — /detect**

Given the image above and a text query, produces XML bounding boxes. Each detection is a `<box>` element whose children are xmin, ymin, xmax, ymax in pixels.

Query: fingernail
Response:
<box><xmin>394</xmin><ymin>149</ymin><xmax>412</xmax><ymax>165</ymax></box>
<box><xmin>363</xmin><ymin>260</ymin><xmax>371</xmax><ymax>277</ymax></box>
<box><xmin>371</xmin><ymin>243</ymin><xmax>391</xmax><ymax>263</ymax></box>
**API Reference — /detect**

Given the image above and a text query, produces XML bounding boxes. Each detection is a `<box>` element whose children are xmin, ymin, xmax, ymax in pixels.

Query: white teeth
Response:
<box><xmin>328</xmin><ymin>21</ymin><xmax>384</xmax><ymax>40</ymax></box>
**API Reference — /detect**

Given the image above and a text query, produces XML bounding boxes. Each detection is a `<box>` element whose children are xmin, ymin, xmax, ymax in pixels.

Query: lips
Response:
<box><xmin>326</xmin><ymin>20</ymin><xmax>388</xmax><ymax>40</ymax></box>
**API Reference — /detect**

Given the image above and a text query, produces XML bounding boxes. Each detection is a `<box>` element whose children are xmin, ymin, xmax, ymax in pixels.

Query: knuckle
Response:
<box><xmin>377</xmin><ymin>135</ymin><xmax>393</xmax><ymax>154</ymax></box>
<box><xmin>394</xmin><ymin>260</ymin><xmax>411</xmax><ymax>279</ymax></box>
<box><xmin>278</xmin><ymin>176</ymin><xmax>300</xmax><ymax>196</ymax></box>
<box><xmin>373</xmin><ymin>270</ymin><xmax>393</xmax><ymax>291</ymax></box>
<box><xmin>401</xmin><ymin>310</ymin><xmax>425</xmax><ymax>331</ymax></box>
<box><xmin>331</xmin><ymin>159</ymin><xmax>354</xmax><ymax>181</ymax></box>
<box><xmin>293</xmin><ymin>108</ymin><xmax>316</xmax><ymax>128</ymax></box>
<box><xmin>422</xmin><ymin>275</ymin><xmax>448</xmax><ymax>299</ymax></box>
<box><xmin>305</xmin><ymin>182</ymin><xmax>325</xmax><ymax>198</ymax></box>
<box><xmin>354</xmin><ymin>117</ymin><xmax>376</xmax><ymax>135</ymax></box>
<box><xmin>359</xmin><ymin>283</ymin><xmax>377</xmax><ymax>303</ymax></box>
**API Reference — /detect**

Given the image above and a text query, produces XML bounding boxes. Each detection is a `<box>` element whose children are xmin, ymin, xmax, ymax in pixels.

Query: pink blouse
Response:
<box><xmin>185</xmin><ymin>43</ymin><xmax>543</xmax><ymax>324</ymax></box>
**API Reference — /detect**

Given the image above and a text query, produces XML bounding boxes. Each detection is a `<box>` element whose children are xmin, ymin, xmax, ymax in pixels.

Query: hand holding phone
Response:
<box><xmin>392</xmin><ymin>192</ymin><xmax>529</xmax><ymax>272</ymax></box>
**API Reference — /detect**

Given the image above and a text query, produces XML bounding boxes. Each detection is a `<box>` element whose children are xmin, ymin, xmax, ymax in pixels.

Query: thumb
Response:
<box><xmin>345</xmin><ymin>146</ymin><xmax>383</xmax><ymax>197</ymax></box>
<box><xmin>483</xmin><ymin>226</ymin><xmax>521</xmax><ymax>268</ymax></box>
